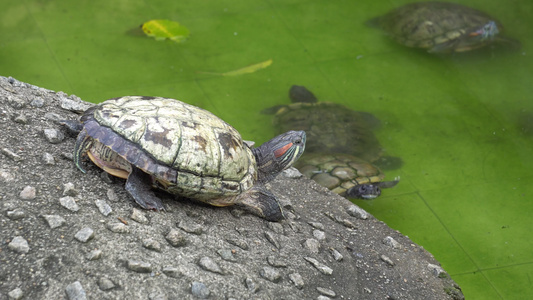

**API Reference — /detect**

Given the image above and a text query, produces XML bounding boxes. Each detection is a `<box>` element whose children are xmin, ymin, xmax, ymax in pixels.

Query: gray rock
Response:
<box><xmin>7</xmin><ymin>209</ymin><xmax>26</xmax><ymax>220</ymax></box>
<box><xmin>165</xmin><ymin>229</ymin><xmax>186</xmax><ymax>247</ymax></box>
<box><xmin>74</xmin><ymin>227</ymin><xmax>94</xmax><ymax>243</ymax></box>
<box><xmin>30</xmin><ymin>97</ymin><xmax>44</xmax><ymax>107</ymax></box>
<box><xmin>43</xmin><ymin>128</ymin><xmax>65</xmax><ymax>144</ymax></box>
<box><xmin>162</xmin><ymin>266</ymin><xmax>182</xmax><ymax>278</ymax></box>
<box><xmin>191</xmin><ymin>281</ymin><xmax>210</xmax><ymax>299</ymax></box>
<box><xmin>313</xmin><ymin>229</ymin><xmax>326</xmax><ymax>240</ymax></box>
<box><xmin>87</xmin><ymin>250</ymin><xmax>102</xmax><ymax>261</ymax></box>
<box><xmin>381</xmin><ymin>254</ymin><xmax>395</xmax><ymax>266</ymax></box>
<box><xmin>177</xmin><ymin>219</ymin><xmax>203</xmax><ymax>235</ymax></box>
<box><xmin>217</xmin><ymin>249</ymin><xmax>237</xmax><ymax>262</ymax></box>
<box><xmin>65</xmin><ymin>281</ymin><xmax>86</xmax><ymax>300</ymax></box>
<box><xmin>198</xmin><ymin>256</ymin><xmax>223</xmax><ymax>274</ymax></box>
<box><xmin>304</xmin><ymin>257</ymin><xmax>333</xmax><ymax>275</ymax></box>
<box><xmin>1</xmin><ymin>148</ymin><xmax>23</xmax><ymax>161</ymax></box>
<box><xmin>95</xmin><ymin>199</ymin><xmax>113</xmax><ymax>216</ymax></box>
<box><xmin>346</xmin><ymin>205</ymin><xmax>369</xmax><ymax>220</ymax></box>
<box><xmin>59</xmin><ymin>196</ymin><xmax>80</xmax><ymax>212</ymax></box>
<box><xmin>288</xmin><ymin>272</ymin><xmax>304</xmax><ymax>289</ymax></box>
<box><xmin>63</xmin><ymin>182</ymin><xmax>79</xmax><ymax>196</ymax></box>
<box><xmin>260</xmin><ymin>266</ymin><xmax>282</xmax><ymax>283</ymax></box>
<box><xmin>107</xmin><ymin>222</ymin><xmax>129</xmax><ymax>233</ymax></box>
<box><xmin>329</xmin><ymin>247</ymin><xmax>343</xmax><ymax>262</ymax></box>
<box><xmin>97</xmin><ymin>277</ymin><xmax>116</xmax><ymax>291</ymax></box>
<box><xmin>14</xmin><ymin>114</ymin><xmax>28</xmax><ymax>124</ymax></box>
<box><xmin>8</xmin><ymin>287</ymin><xmax>24</xmax><ymax>299</ymax></box>
<box><xmin>317</xmin><ymin>287</ymin><xmax>336</xmax><ymax>297</ymax></box>
<box><xmin>317</xmin><ymin>296</ymin><xmax>331</xmax><ymax>300</ymax></box>
<box><xmin>127</xmin><ymin>260</ymin><xmax>152</xmax><ymax>273</ymax></box>
<box><xmin>8</xmin><ymin>236</ymin><xmax>29</xmax><ymax>254</ymax></box>
<box><xmin>383</xmin><ymin>236</ymin><xmax>402</xmax><ymax>249</ymax></box>
<box><xmin>244</xmin><ymin>277</ymin><xmax>259</xmax><ymax>293</ymax></box>
<box><xmin>142</xmin><ymin>239</ymin><xmax>162</xmax><ymax>252</ymax></box>
<box><xmin>308</xmin><ymin>221</ymin><xmax>325</xmax><ymax>230</ymax></box>
<box><xmin>42</xmin><ymin>152</ymin><xmax>55</xmax><ymax>165</ymax></box>
<box><xmin>42</xmin><ymin>215</ymin><xmax>66</xmax><ymax>229</ymax></box>
<box><xmin>428</xmin><ymin>263</ymin><xmax>447</xmax><ymax>277</ymax></box>
<box><xmin>264</xmin><ymin>231</ymin><xmax>280</xmax><ymax>249</ymax></box>
<box><xmin>60</xmin><ymin>97</ymin><xmax>91</xmax><ymax>113</ymax></box>
<box><xmin>303</xmin><ymin>238</ymin><xmax>320</xmax><ymax>254</ymax></box>
<box><xmin>130</xmin><ymin>208</ymin><xmax>149</xmax><ymax>224</ymax></box>
<box><xmin>19</xmin><ymin>186</ymin><xmax>36</xmax><ymax>200</ymax></box>
<box><xmin>226</xmin><ymin>238</ymin><xmax>249</xmax><ymax>250</ymax></box>
<box><xmin>267</xmin><ymin>255</ymin><xmax>288</xmax><ymax>268</ymax></box>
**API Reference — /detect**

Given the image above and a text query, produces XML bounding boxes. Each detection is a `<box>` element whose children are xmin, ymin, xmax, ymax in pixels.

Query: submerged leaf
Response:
<box><xmin>199</xmin><ymin>59</ymin><xmax>273</xmax><ymax>77</ymax></box>
<box><xmin>141</xmin><ymin>19</ymin><xmax>190</xmax><ymax>43</ymax></box>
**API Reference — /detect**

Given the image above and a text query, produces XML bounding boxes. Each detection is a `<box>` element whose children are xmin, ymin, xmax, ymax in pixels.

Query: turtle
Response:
<box><xmin>263</xmin><ymin>85</ymin><xmax>401</xmax><ymax>199</ymax></box>
<box><xmin>62</xmin><ymin>96</ymin><xmax>306</xmax><ymax>221</ymax></box>
<box><xmin>367</xmin><ymin>1</ymin><xmax>520</xmax><ymax>53</ymax></box>
<box><xmin>296</xmin><ymin>153</ymin><xmax>399</xmax><ymax>199</ymax></box>
<box><xmin>264</xmin><ymin>85</ymin><xmax>384</xmax><ymax>163</ymax></box>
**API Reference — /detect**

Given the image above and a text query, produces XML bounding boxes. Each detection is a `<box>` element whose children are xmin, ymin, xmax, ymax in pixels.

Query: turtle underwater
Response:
<box><xmin>264</xmin><ymin>85</ymin><xmax>400</xmax><ymax>199</ymax></box>
<box><xmin>367</xmin><ymin>1</ymin><xmax>520</xmax><ymax>53</ymax></box>
<box><xmin>63</xmin><ymin>96</ymin><xmax>306</xmax><ymax>221</ymax></box>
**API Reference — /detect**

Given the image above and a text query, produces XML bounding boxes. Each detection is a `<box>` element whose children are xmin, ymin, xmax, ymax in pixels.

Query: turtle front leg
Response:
<box><xmin>238</xmin><ymin>185</ymin><xmax>284</xmax><ymax>222</ymax></box>
<box><xmin>125</xmin><ymin>166</ymin><xmax>166</xmax><ymax>211</ymax></box>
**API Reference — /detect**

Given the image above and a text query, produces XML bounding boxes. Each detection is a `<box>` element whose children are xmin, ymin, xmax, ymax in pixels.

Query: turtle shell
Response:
<box><xmin>273</xmin><ymin>101</ymin><xmax>383</xmax><ymax>163</ymax></box>
<box><xmin>296</xmin><ymin>153</ymin><xmax>384</xmax><ymax>197</ymax></box>
<box><xmin>369</xmin><ymin>2</ymin><xmax>510</xmax><ymax>53</ymax></box>
<box><xmin>82</xmin><ymin>96</ymin><xmax>256</xmax><ymax>201</ymax></box>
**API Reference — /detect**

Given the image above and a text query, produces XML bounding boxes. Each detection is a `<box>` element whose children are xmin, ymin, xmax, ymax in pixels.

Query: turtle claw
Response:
<box><xmin>125</xmin><ymin>166</ymin><xmax>166</xmax><ymax>211</ymax></box>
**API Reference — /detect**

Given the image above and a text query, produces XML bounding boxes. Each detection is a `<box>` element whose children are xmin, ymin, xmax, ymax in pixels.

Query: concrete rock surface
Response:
<box><xmin>0</xmin><ymin>76</ymin><xmax>463</xmax><ymax>299</ymax></box>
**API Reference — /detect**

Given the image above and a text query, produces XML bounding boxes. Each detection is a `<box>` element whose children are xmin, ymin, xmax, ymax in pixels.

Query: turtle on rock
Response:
<box><xmin>62</xmin><ymin>96</ymin><xmax>306</xmax><ymax>221</ymax></box>
<box><xmin>264</xmin><ymin>85</ymin><xmax>400</xmax><ymax>199</ymax></box>
<box><xmin>367</xmin><ymin>1</ymin><xmax>520</xmax><ymax>53</ymax></box>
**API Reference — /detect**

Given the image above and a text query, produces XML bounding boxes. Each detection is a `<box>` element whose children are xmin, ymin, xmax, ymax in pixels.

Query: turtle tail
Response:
<box><xmin>73</xmin><ymin>128</ymin><xmax>93</xmax><ymax>173</ymax></box>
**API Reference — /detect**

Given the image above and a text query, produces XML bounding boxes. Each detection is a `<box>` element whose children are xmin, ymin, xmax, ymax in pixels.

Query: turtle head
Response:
<box><xmin>346</xmin><ymin>184</ymin><xmax>381</xmax><ymax>200</ymax></box>
<box><xmin>253</xmin><ymin>130</ymin><xmax>306</xmax><ymax>183</ymax></box>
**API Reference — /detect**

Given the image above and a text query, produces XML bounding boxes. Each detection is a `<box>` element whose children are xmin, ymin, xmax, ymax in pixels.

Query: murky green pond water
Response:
<box><xmin>2</xmin><ymin>0</ymin><xmax>532</xmax><ymax>298</ymax></box>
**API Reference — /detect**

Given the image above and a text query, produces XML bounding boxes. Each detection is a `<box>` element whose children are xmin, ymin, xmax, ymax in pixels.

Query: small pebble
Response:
<box><xmin>381</xmin><ymin>254</ymin><xmax>395</xmax><ymax>266</ymax></box>
<box><xmin>60</xmin><ymin>97</ymin><xmax>92</xmax><ymax>113</ymax></box>
<box><xmin>191</xmin><ymin>281</ymin><xmax>210</xmax><ymax>299</ymax></box>
<box><xmin>131</xmin><ymin>208</ymin><xmax>149</xmax><ymax>224</ymax></box>
<box><xmin>198</xmin><ymin>256</ymin><xmax>223</xmax><ymax>274</ymax></box>
<box><xmin>317</xmin><ymin>287</ymin><xmax>336</xmax><ymax>297</ymax></box>
<box><xmin>42</xmin><ymin>215</ymin><xmax>66</xmax><ymax>229</ymax></box>
<box><xmin>19</xmin><ymin>186</ymin><xmax>36</xmax><ymax>200</ymax></box>
<box><xmin>97</xmin><ymin>277</ymin><xmax>115</xmax><ymax>291</ymax></box>
<box><xmin>65</xmin><ymin>281</ymin><xmax>86</xmax><ymax>300</ymax></box>
<box><xmin>8</xmin><ymin>287</ymin><xmax>24</xmax><ymax>299</ymax></box>
<box><xmin>165</xmin><ymin>229</ymin><xmax>186</xmax><ymax>247</ymax></box>
<box><xmin>59</xmin><ymin>196</ymin><xmax>80</xmax><ymax>212</ymax></box>
<box><xmin>264</xmin><ymin>231</ymin><xmax>280</xmax><ymax>249</ymax></box>
<box><xmin>1</xmin><ymin>148</ymin><xmax>22</xmax><ymax>161</ymax></box>
<box><xmin>303</xmin><ymin>238</ymin><xmax>320</xmax><ymax>254</ymax></box>
<box><xmin>226</xmin><ymin>238</ymin><xmax>249</xmax><ymax>250</ymax></box>
<box><xmin>308</xmin><ymin>221</ymin><xmax>325</xmax><ymax>230</ymax></box>
<box><xmin>217</xmin><ymin>249</ymin><xmax>237</xmax><ymax>262</ymax></box>
<box><xmin>266</xmin><ymin>222</ymin><xmax>284</xmax><ymax>234</ymax></box>
<box><xmin>329</xmin><ymin>247</ymin><xmax>343</xmax><ymax>261</ymax></box>
<box><xmin>313</xmin><ymin>229</ymin><xmax>326</xmax><ymax>240</ymax></box>
<box><xmin>74</xmin><ymin>227</ymin><xmax>94</xmax><ymax>243</ymax></box>
<box><xmin>95</xmin><ymin>199</ymin><xmax>112</xmax><ymax>216</ymax></box>
<box><xmin>267</xmin><ymin>255</ymin><xmax>288</xmax><ymax>268</ymax></box>
<box><xmin>127</xmin><ymin>260</ymin><xmax>152</xmax><ymax>273</ymax></box>
<box><xmin>244</xmin><ymin>277</ymin><xmax>259</xmax><ymax>293</ymax></box>
<box><xmin>8</xmin><ymin>236</ymin><xmax>29</xmax><ymax>254</ymax></box>
<box><xmin>87</xmin><ymin>250</ymin><xmax>102</xmax><ymax>261</ymax></box>
<box><xmin>43</xmin><ymin>128</ymin><xmax>65</xmax><ymax>144</ymax></box>
<box><xmin>346</xmin><ymin>205</ymin><xmax>369</xmax><ymax>220</ymax></box>
<box><xmin>383</xmin><ymin>236</ymin><xmax>401</xmax><ymax>249</ymax></box>
<box><xmin>317</xmin><ymin>296</ymin><xmax>331</xmax><ymax>300</ymax></box>
<box><xmin>304</xmin><ymin>257</ymin><xmax>333</xmax><ymax>275</ymax></box>
<box><xmin>14</xmin><ymin>114</ymin><xmax>28</xmax><ymax>124</ymax></box>
<box><xmin>177</xmin><ymin>220</ymin><xmax>203</xmax><ymax>235</ymax></box>
<box><xmin>142</xmin><ymin>239</ymin><xmax>161</xmax><ymax>252</ymax></box>
<box><xmin>30</xmin><ymin>97</ymin><xmax>44</xmax><ymax>107</ymax></box>
<box><xmin>162</xmin><ymin>266</ymin><xmax>181</xmax><ymax>278</ymax></box>
<box><xmin>0</xmin><ymin>169</ymin><xmax>15</xmax><ymax>182</ymax></box>
<box><xmin>63</xmin><ymin>182</ymin><xmax>79</xmax><ymax>196</ymax></box>
<box><xmin>42</xmin><ymin>152</ymin><xmax>55</xmax><ymax>165</ymax></box>
<box><xmin>282</xmin><ymin>167</ymin><xmax>302</xmax><ymax>178</ymax></box>
<box><xmin>106</xmin><ymin>222</ymin><xmax>129</xmax><ymax>233</ymax></box>
<box><xmin>7</xmin><ymin>209</ymin><xmax>26</xmax><ymax>220</ymax></box>
<box><xmin>288</xmin><ymin>273</ymin><xmax>304</xmax><ymax>289</ymax></box>
<box><xmin>259</xmin><ymin>266</ymin><xmax>281</xmax><ymax>283</ymax></box>
<box><xmin>427</xmin><ymin>263</ymin><xmax>447</xmax><ymax>277</ymax></box>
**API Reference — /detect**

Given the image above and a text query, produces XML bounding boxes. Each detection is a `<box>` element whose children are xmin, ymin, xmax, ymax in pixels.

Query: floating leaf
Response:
<box><xmin>199</xmin><ymin>59</ymin><xmax>273</xmax><ymax>77</ymax></box>
<box><xmin>141</xmin><ymin>19</ymin><xmax>190</xmax><ymax>43</ymax></box>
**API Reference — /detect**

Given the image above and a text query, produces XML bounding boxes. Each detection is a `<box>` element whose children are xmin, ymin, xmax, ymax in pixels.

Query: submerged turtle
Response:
<box><xmin>296</xmin><ymin>153</ymin><xmax>399</xmax><ymax>199</ymax></box>
<box><xmin>63</xmin><ymin>96</ymin><xmax>306</xmax><ymax>221</ymax></box>
<box><xmin>367</xmin><ymin>1</ymin><xmax>520</xmax><ymax>53</ymax></box>
<box><xmin>265</xmin><ymin>85</ymin><xmax>383</xmax><ymax>163</ymax></box>
<box><xmin>264</xmin><ymin>85</ymin><xmax>400</xmax><ymax>199</ymax></box>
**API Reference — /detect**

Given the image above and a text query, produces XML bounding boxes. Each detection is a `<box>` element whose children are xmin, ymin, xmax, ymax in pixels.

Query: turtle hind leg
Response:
<box><xmin>238</xmin><ymin>185</ymin><xmax>284</xmax><ymax>221</ymax></box>
<box><xmin>125</xmin><ymin>166</ymin><xmax>166</xmax><ymax>211</ymax></box>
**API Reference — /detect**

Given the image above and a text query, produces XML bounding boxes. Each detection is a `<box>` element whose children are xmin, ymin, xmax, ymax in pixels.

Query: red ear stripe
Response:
<box><xmin>274</xmin><ymin>142</ymin><xmax>293</xmax><ymax>158</ymax></box>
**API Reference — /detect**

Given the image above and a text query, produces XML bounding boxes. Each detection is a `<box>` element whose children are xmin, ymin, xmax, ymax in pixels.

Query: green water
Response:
<box><xmin>2</xmin><ymin>0</ymin><xmax>532</xmax><ymax>298</ymax></box>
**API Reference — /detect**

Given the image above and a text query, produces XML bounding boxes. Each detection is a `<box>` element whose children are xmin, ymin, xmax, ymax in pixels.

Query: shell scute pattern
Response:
<box><xmin>92</xmin><ymin>96</ymin><xmax>256</xmax><ymax>198</ymax></box>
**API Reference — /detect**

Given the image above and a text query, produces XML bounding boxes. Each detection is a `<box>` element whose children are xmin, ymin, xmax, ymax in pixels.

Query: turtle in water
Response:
<box><xmin>264</xmin><ymin>85</ymin><xmax>400</xmax><ymax>199</ymax></box>
<box><xmin>296</xmin><ymin>153</ymin><xmax>399</xmax><ymax>199</ymax></box>
<box><xmin>367</xmin><ymin>1</ymin><xmax>520</xmax><ymax>53</ymax></box>
<box><xmin>63</xmin><ymin>96</ymin><xmax>306</xmax><ymax>221</ymax></box>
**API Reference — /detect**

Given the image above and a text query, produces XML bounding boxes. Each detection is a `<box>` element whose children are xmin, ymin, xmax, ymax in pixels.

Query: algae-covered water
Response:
<box><xmin>2</xmin><ymin>0</ymin><xmax>532</xmax><ymax>298</ymax></box>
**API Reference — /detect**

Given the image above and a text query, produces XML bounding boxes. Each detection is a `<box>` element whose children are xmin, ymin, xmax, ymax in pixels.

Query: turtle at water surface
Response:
<box><xmin>367</xmin><ymin>1</ymin><xmax>520</xmax><ymax>53</ymax></box>
<box><xmin>296</xmin><ymin>153</ymin><xmax>399</xmax><ymax>199</ymax></box>
<box><xmin>63</xmin><ymin>96</ymin><xmax>306</xmax><ymax>221</ymax></box>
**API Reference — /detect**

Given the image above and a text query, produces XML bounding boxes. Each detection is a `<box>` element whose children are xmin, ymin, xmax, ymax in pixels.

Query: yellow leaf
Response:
<box><xmin>141</xmin><ymin>19</ymin><xmax>190</xmax><ymax>43</ymax></box>
<box><xmin>221</xmin><ymin>59</ymin><xmax>273</xmax><ymax>76</ymax></box>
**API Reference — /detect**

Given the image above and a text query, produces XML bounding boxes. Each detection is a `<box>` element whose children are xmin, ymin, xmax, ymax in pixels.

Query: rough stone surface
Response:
<box><xmin>0</xmin><ymin>77</ymin><xmax>463</xmax><ymax>299</ymax></box>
